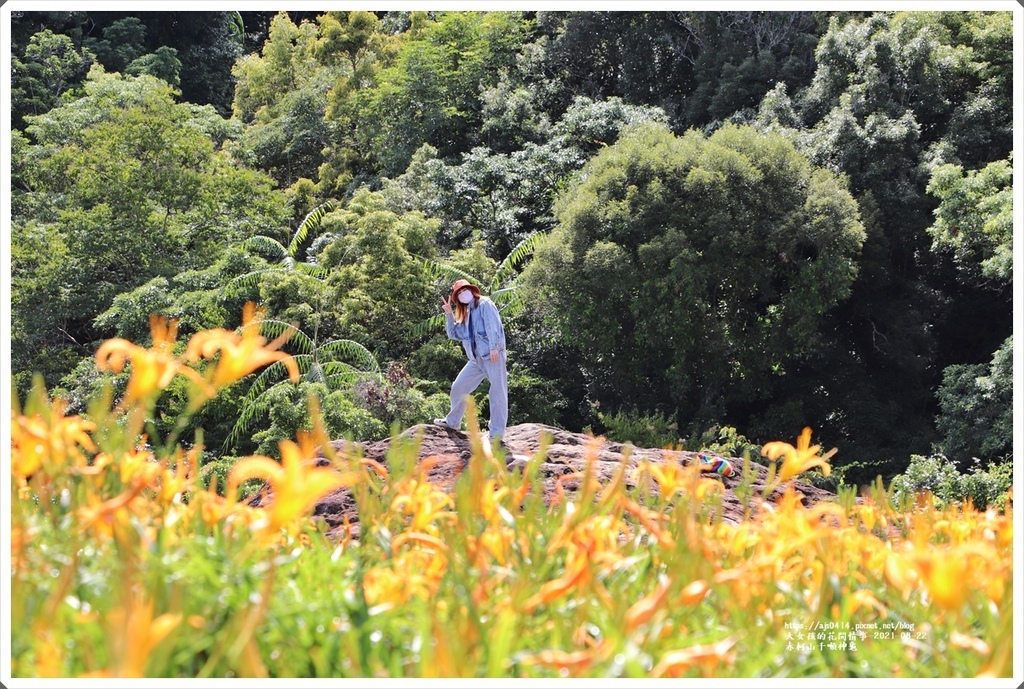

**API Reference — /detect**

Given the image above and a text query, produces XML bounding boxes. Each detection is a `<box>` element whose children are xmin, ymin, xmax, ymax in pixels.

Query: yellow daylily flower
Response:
<box><xmin>11</xmin><ymin>398</ymin><xmax>97</xmax><ymax>479</ymax></box>
<box><xmin>227</xmin><ymin>433</ymin><xmax>359</xmax><ymax>537</ymax></box>
<box><xmin>363</xmin><ymin>548</ymin><xmax>448</xmax><ymax>608</ymax></box>
<box><xmin>648</xmin><ymin>462</ymin><xmax>689</xmax><ymax>499</ymax></box>
<box><xmin>651</xmin><ymin>637</ymin><xmax>737</xmax><ymax>678</ymax></box>
<box><xmin>479</xmin><ymin>478</ymin><xmax>511</xmax><ymax>525</ymax></box>
<box><xmin>625</xmin><ymin>576</ymin><xmax>672</xmax><ymax>631</ymax></box>
<box><xmin>104</xmin><ymin>590</ymin><xmax>182</xmax><ymax>677</ymax></box>
<box><xmin>478</xmin><ymin>525</ymin><xmax>514</xmax><ymax>565</ymax></box>
<box><xmin>95</xmin><ymin>315</ymin><xmax>198</xmax><ymax>405</ymax></box>
<box><xmin>389</xmin><ymin>479</ymin><xmax>456</xmax><ymax>533</ymax></box>
<box><xmin>184</xmin><ymin>302</ymin><xmax>299</xmax><ymax>393</ymax></box>
<box><xmin>762</xmin><ymin>427</ymin><xmax>836</xmax><ymax>483</ymax></box>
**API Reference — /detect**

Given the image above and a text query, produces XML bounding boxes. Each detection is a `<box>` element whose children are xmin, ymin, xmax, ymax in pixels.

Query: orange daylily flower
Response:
<box><xmin>677</xmin><ymin>579</ymin><xmax>710</xmax><ymax>607</ymax></box>
<box><xmin>389</xmin><ymin>480</ymin><xmax>456</xmax><ymax>533</ymax></box>
<box><xmin>478</xmin><ymin>478</ymin><xmax>512</xmax><ymax>524</ymax></box>
<box><xmin>762</xmin><ymin>427</ymin><xmax>836</xmax><ymax>484</ymax></box>
<box><xmin>104</xmin><ymin>590</ymin><xmax>182</xmax><ymax>677</ymax></box>
<box><xmin>228</xmin><ymin>433</ymin><xmax>359</xmax><ymax>537</ymax></box>
<box><xmin>156</xmin><ymin>447</ymin><xmax>198</xmax><ymax>502</ymax></box>
<box><xmin>77</xmin><ymin>483</ymin><xmax>148</xmax><ymax>542</ymax></box>
<box><xmin>117</xmin><ymin>447</ymin><xmax>163</xmax><ymax>487</ymax></box>
<box><xmin>913</xmin><ymin>547</ymin><xmax>980</xmax><ymax>612</ymax></box>
<box><xmin>363</xmin><ymin>548</ymin><xmax>448</xmax><ymax>608</ymax></box>
<box><xmin>477</xmin><ymin>525</ymin><xmax>514</xmax><ymax>565</ymax></box>
<box><xmin>620</xmin><ymin>496</ymin><xmax>675</xmax><ymax>548</ymax></box>
<box><xmin>184</xmin><ymin>302</ymin><xmax>299</xmax><ymax>394</ymax></box>
<box><xmin>848</xmin><ymin>588</ymin><xmax>887</xmax><ymax>618</ymax></box>
<box><xmin>648</xmin><ymin>462</ymin><xmax>690</xmax><ymax>499</ymax></box>
<box><xmin>521</xmin><ymin>561</ymin><xmax>589</xmax><ymax>613</ymax></box>
<box><xmin>391</xmin><ymin>531</ymin><xmax>449</xmax><ymax>553</ymax></box>
<box><xmin>883</xmin><ymin>550</ymin><xmax>921</xmax><ymax>599</ymax></box>
<box><xmin>651</xmin><ymin>637</ymin><xmax>738</xmax><ymax>677</ymax></box>
<box><xmin>520</xmin><ymin>643</ymin><xmax>611</xmax><ymax>675</ymax></box>
<box><xmin>11</xmin><ymin>398</ymin><xmax>97</xmax><ymax>478</ymax></box>
<box><xmin>625</xmin><ymin>576</ymin><xmax>672</xmax><ymax>631</ymax></box>
<box><xmin>95</xmin><ymin>315</ymin><xmax>200</xmax><ymax>405</ymax></box>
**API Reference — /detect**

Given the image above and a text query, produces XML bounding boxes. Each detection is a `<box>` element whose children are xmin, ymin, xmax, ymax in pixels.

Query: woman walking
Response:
<box><xmin>433</xmin><ymin>279</ymin><xmax>508</xmax><ymax>449</ymax></box>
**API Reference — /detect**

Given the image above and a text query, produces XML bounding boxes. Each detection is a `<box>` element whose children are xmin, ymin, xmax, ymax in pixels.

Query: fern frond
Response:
<box><xmin>223</xmin><ymin>393</ymin><xmax>277</xmax><ymax>451</ymax></box>
<box><xmin>241</xmin><ymin>235</ymin><xmax>288</xmax><ymax>261</ymax></box>
<box><xmin>307</xmin><ymin>361</ymin><xmax>327</xmax><ymax>385</ymax></box>
<box><xmin>258</xmin><ymin>319</ymin><xmax>314</xmax><ymax>354</ymax></box>
<box><xmin>243</xmin><ymin>355</ymin><xmax>313</xmax><ymax>402</ymax></box>
<box><xmin>228</xmin><ymin>268</ymin><xmax>281</xmax><ymax>291</ymax></box>
<box><xmin>412</xmin><ymin>313</ymin><xmax>446</xmax><ymax>339</ymax></box>
<box><xmin>288</xmin><ymin>201</ymin><xmax>335</xmax><ymax>256</ymax></box>
<box><xmin>494</xmin><ymin>232</ymin><xmax>543</xmax><ymax>284</ymax></box>
<box><xmin>320</xmin><ymin>361</ymin><xmax>361</xmax><ymax>377</ymax></box>
<box><xmin>295</xmin><ymin>262</ymin><xmax>331</xmax><ymax>281</ymax></box>
<box><xmin>415</xmin><ymin>256</ymin><xmax>477</xmax><ymax>284</ymax></box>
<box><xmin>318</xmin><ymin>339</ymin><xmax>380</xmax><ymax>372</ymax></box>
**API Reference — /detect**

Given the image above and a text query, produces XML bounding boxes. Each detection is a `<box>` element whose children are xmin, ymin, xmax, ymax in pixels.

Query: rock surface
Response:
<box><xmin>252</xmin><ymin>423</ymin><xmax>842</xmax><ymax>540</ymax></box>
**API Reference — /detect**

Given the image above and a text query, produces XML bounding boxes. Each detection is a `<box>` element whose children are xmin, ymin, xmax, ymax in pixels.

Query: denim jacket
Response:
<box><xmin>445</xmin><ymin>296</ymin><xmax>506</xmax><ymax>360</ymax></box>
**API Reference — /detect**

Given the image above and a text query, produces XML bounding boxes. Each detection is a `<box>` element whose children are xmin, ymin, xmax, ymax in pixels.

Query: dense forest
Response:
<box><xmin>10</xmin><ymin>10</ymin><xmax>1013</xmax><ymax>487</ymax></box>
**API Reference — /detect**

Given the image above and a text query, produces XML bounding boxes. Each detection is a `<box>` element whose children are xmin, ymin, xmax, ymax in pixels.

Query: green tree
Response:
<box><xmin>125</xmin><ymin>46</ymin><xmax>182</xmax><ymax>86</ymax></box>
<box><xmin>82</xmin><ymin>16</ymin><xmax>148</xmax><ymax>72</ymax></box>
<box><xmin>534</xmin><ymin>11</ymin><xmax>824</xmax><ymax>131</ymax></box>
<box><xmin>231</xmin><ymin>12</ymin><xmax>326</xmax><ymax>122</ymax></box>
<box><xmin>224</xmin><ymin>318</ymin><xmax>382</xmax><ymax>453</ymax></box>
<box><xmin>11</xmin><ymin>68</ymin><xmax>287</xmax><ymax>392</ymax></box>
<box><xmin>317</xmin><ymin>188</ymin><xmax>440</xmax><ymax>362</ymax></box>
<box><xmin>350</xmin><ymin>11</ymin><xmax>529</xmax><ymax>176</ymax></box>
<box><xmin>934</xmin><ymin>337</ymin><xmax>1012</xmax><ymax>469</ymax></box>
<box><xmin>751</xmin><ymin>11</ymin><xmax>1013</xmax><ymax>478</ymax></box>
<box><xmin>229</xmin><ymin>12</ymin><xmax>346</xmax><ymax>188</ymax></box>
<box><xmin>522</xmin><ymin>121</ymin><xmax>865</xmax><ymax>431</ymax></box>
<box><xmin>11</xmin><ymin>29</ymin><xmax>94</xmax><ymax>127</ymax></box>
<box><xmin>926</xmin><ymin>156</ymin><xmax>1012</xmax><ymax>283</ymax></box>
<box><xmin>382</xmin><ymin>96</ymin><xmax>668</xmax><ymax>255</ymax></box>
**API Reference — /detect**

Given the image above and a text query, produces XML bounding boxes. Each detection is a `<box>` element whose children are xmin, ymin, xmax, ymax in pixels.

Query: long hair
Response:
<box><xmin>453</xmin><ymin>295</ymin><xmax>478</xmax><ymax>324</ymax></box>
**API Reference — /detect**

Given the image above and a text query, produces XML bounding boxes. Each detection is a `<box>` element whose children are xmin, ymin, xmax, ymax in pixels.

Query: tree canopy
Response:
<box><xmin>9</xmin><ymin>9</ymin><xmax>1013</xmax><ymax>481</ymax></box>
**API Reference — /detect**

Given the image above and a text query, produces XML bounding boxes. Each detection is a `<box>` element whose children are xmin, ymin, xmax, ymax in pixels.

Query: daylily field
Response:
<box><xmin>8</xmin><ymin>309</ymin><xmax>1015</xmax><ymax>679</ymax></box>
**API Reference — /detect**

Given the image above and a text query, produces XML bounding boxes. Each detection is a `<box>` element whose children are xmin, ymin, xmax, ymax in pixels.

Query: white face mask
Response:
<box><xmin>457</xmin><ymin>290</ymin><xmax>475</xmax><ymax>305</ymax></box>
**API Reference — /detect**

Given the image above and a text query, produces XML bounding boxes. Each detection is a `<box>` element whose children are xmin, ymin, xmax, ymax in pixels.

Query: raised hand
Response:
<box><xmin>441</xmin><ymin>295</ymin><xmax>453</xmax><ymax>316</ymax></box>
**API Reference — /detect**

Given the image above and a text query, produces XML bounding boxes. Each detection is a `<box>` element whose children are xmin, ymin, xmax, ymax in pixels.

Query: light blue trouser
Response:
<box><xmin>444</xmin><ymin>353</ymin><xmax>508</xmax><ymax>440</ymax></box>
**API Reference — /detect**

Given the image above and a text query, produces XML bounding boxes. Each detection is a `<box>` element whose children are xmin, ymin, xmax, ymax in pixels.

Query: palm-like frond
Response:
<box><xmin>416</xmin><ymin>256</ymin><xmax>477</xmax><ymax>284</ymax></box>
<box><xmin>228</xmin><ymin>269</ymin><xmax>275</xmax><ymax>291</ymax></box>
<box><xmin>287</xmin><ymin>201</ymin><xmax>334</xmax><ymax>256</ymax></box>
<box><xmin>493</xmin><ymin>233</ymin><xmax>543</xmax><ymax>285</ymax></box>
<box><xmin>228</xmin><ymin>262</ymin><xmax>328</xmax><ymax>292</ymax></box>
<box><xmin>318</xmin><ymin>339</ymin><xmax>380</xmax><ymax>373</ymax></box>
<box><xmin>320</xmin><ymin>360</ymin><xmax>364</xmax><ymax>382</ymax></box>
<box><xmin>412</xmin><ymin>313</ymin><xmax>447</xmax><ymax>339</ymax></box>
<box><xmin>241</xmin><ymin>235</ymin><xmax>288</xmax><ymax>261</ymax></box>
<box><xmin>297</xmin><ymin>262</ymin><xmax>331</xmax><ymax>280</ymax></box>
<box><xmin>223</xmin><ymin>326</ymin><xmax>382</xmax><ymax>452</ymax></box>
<box><xmin>223</xmin><ymin>392</ymin><xmax>279</xmax><ymax>450</ymax></box>
<box><xmin>242</xmin><ymin>356</ymin><xmax>314</xmax><ymax>402</ymax></box>
<box><xmin>258</xmin><ymin>319</ymin><xmax>315</xmax><ymax>354</ymax></box>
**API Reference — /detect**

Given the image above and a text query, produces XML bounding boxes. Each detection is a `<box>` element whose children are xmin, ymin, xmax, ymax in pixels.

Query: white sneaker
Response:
<box><xmin>433</xmin><ymin>418</ymin><xmax>455</xmax><ymax>429</ymax></box>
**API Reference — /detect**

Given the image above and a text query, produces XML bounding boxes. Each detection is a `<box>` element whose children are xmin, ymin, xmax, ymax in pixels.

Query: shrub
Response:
<box><xmin>593</xmin><ymin>406</ymin><xmax>680</xmax><ymax>448</ymax></box>
<box><xmin>690</xmin><ymin>425</ymin><xmax>765</xmax><ymax>463</ymax></box>
<box><xmin>890</xmin><ymin>453</ymin><xmax>1013</xmax><ymax>511</ymax></box>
